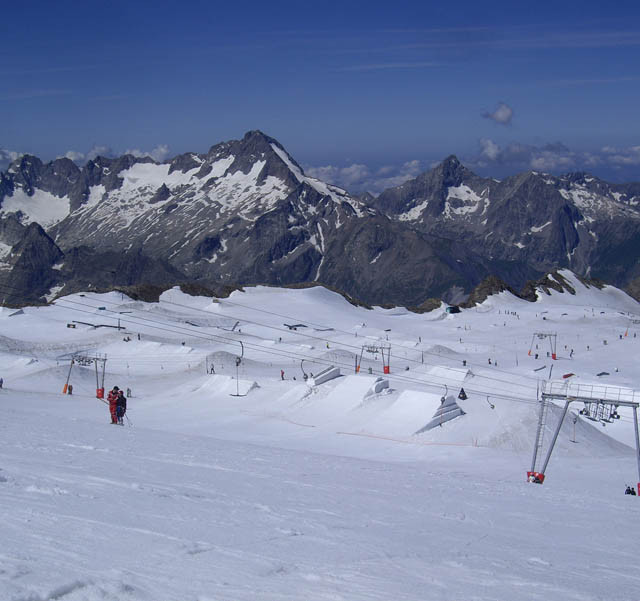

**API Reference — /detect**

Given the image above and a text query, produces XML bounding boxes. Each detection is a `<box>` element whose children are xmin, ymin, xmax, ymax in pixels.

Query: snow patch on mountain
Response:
<box><xmin>398</xmin><ymin>199</ymin><xmax>429</xmax><ymax>222</ymax></box>
<box><xmin>443</xmin><ymin>184</ymin><xmax>485</xmax><ymax>219</ymax></box>
<box><xmin>0</xmin><ymin>241</ymin><xmax>12</xmax><ymax>261</ymax></box>
<box><xmin>120</xmin><ymin>162</ymin><xmax>202</xmax><ymax>190</ymax></box>
<box><xmin>447</xmin><ymin>184</ymin><xmax>482</xmax><ymax>204</ymax></box>
<box><xmin>1</xmin><ymin>188</ymin><xmax>70</xmax><ymax>227</ymax></box>
<box><xmin>270</xmin><ymin>143</ymin><xmax>363</xmax><ymax>216</ymax></box>
<box><xmin>210</xmin><ymin>161</ymin><xmax>289</xmax><ymax>219</ymax></box>
<box><xmin>530</xmin><ymin>221</ymin><xmax>551</xmax><ymax>233</ymax></box>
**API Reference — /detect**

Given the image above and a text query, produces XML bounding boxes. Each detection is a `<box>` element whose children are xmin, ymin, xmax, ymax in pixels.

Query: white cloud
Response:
<box><xmin>124</xmin><ymin>144</ymin><xmax>170</xmax><ymax>162</ymax></box>
<box><xmin>479</xmin><ymin>138</ymin><xmax>500</xmax><ymax>160</ymax></box>
<box><xmin>59</xmin><ymin>150</ymin><xmax>85</xmax><ymax>162</ymax></box>
<box><xmin>529</xmin><ymin>152</ymin><xmax>575</xmax><ymax>171</ymax></box>
<box><xmin>338</xmin><ymin>61</ymin><xmax>439</xmax><ymax>72</ymax></box>
<box><xmin>57</xmin><ymin>144</ymin><xmax>171</xmax><ymax>165</ymax></box>
<box><xmin>608</xmin><ymin>148</ymin><xmax>640</xmax><ymax>165</ymax></box>
<box><xmin>306</xmin><ymin>164</ymin><xmax>371</xmax><ymax>189</ymax></box>
<box><xmin>307</xmin><ymin>159</ymin><xmax>425</xmax><ymax>194</ymax></box>
<box><xmin>0</xmin><ymin>148</ymin><xmax>24</xmax><ymax>172</ymax></box>
<box><xmin>86</xmin><ymin>145</ymin><xmax>114</xmax><ymax>161</ymax></box>
<box><xmin>469</xmin><ymin>138</ymin><xmax>640</xmax><ymax>181</ymax></box>
<box><xmin>483</xmin><ymin>102</ymin><xmax>514</xmax><ymax>125</ymax></box>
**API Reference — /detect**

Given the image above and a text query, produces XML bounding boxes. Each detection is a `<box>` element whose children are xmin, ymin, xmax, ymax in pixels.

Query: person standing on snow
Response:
<box><xmin>107</xmin><ymin>386</ymin><xmax>120</xmax><ymax>424</ymax></box>
<box><xmin>116</xmin><ymin>389</ymin><xmax>127</xmax><ymax>425</ymax></box>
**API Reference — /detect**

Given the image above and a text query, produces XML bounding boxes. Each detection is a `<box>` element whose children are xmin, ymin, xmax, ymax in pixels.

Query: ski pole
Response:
<box><xmin>125</xmin><ymin>414</ymin><xmax>133</xmax><ymax>427</ymax></box>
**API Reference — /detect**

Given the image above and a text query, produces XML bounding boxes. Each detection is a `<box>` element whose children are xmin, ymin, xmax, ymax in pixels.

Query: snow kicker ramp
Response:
<box><xmin>196</xmin><ymin>374</ymin><xmax>259</xmax><ymax>397</ymax></box>
<box><xmin>290</xmin><ymin>375</ymin><xmax>380</xmax><ymax>426</ymax></box>
<box><xmin>360</xmin><ymin>390</ymin><xmax>443</xmax><ymax>438</ymax></box>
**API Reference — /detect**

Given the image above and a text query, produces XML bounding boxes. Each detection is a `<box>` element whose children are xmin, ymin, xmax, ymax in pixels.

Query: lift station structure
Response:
<box><xmin>528</xmin><ymin>381</ymin><xmax>640</xmax><ymax>493</ymax></box>
<box><xmin>62</xmin><ymin>353</ymin><xmax>107</xmax><ymax>398</ymax></box>
<box><xmin>528</xmin><ymin>332</ymin><xmax>558</xmax><ymax>360</ymax></box>
<box><xmin>355</xmin><ymin>343</ymin><xmax>391</xmax><ymax>374</ymax></box>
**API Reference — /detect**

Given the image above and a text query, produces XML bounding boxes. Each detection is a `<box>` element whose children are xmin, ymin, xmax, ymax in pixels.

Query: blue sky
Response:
<box><xmin>1</xmin><ymin>0</ymin><xmax>640</xmax><ymax>192</ymax></box>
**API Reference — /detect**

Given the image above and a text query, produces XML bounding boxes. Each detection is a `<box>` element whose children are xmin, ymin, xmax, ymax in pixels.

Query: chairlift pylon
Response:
<box><xmin>528</xmin><ymin>332</ymin><xmax>558</xmax><ymax>360</ymax></box>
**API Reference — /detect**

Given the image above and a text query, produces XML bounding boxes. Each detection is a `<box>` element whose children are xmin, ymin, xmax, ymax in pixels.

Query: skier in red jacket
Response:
<box><xmin>107</xmin><ymin>386</ymin><xmax>119</xmax><ymax>424</ymax></box>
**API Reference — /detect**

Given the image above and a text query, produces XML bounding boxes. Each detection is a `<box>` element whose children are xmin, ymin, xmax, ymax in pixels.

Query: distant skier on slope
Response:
<box><xmin>116</xmin><ymin>389</ymin><xmax>127</xmax><ymax>425</ymax></box>
<box><xmin>107</xmin><ymin>386</ymin><xmax>120</xmax><ymax>424</ymax></box>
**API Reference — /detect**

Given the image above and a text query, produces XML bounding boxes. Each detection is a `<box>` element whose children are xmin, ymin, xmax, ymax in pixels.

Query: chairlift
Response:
<box><xmin>356</xmin><ymin>343</ymin><xmax>391</xmax><ymax>374</ymax></box>
<box><xmin>528</xmin><ymin>332</ymin><xmax>558</xmax><ymax>360</ymax></box>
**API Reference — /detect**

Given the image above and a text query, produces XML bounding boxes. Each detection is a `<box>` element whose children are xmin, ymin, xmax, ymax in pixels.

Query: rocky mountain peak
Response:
<box><xmin>430</xmin><ymin>154</ymin><xmax>473</xmax><ymax>187</ymax></box>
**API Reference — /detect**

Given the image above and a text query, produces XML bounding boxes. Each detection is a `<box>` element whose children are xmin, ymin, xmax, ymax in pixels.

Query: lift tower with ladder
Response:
<box><xmin>528</xmin><ymin>381</ymin><xmax>640</xmax><ymax>492</ymax></box>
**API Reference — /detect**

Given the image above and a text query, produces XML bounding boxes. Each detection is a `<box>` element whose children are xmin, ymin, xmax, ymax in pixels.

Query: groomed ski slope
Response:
<box><xmin>2</xmin><ymin>270</ymin><xmax>640</xmax><ymax>600</ymax></box>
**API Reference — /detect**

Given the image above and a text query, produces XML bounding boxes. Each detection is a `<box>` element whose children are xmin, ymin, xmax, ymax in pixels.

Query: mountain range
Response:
<box><xmin>1</xmin><ymin>130</ymin><xmax>639</xmax><ymax>307</ymax></box>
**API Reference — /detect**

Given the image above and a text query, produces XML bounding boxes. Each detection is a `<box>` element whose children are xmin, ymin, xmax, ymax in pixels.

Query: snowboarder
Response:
<box><xmin>0</xmin><ymin>376</ymin><xmax>3</xmax><ymax>388</ymax></box>
<box><xmin>116</xmin><ymin>390</ymin><xmax>127</xmax><ymax>425</ymax></box>
<box><xmin>107</xmin><ymin>386</ymin><xmax>119</xmax><ymax>424</ymax></box>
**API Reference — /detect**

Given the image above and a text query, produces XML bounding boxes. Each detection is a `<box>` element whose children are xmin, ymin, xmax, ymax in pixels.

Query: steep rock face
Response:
<box><xmin>0</xmin><ymin>221</ymin><xmax>63</xmax><ymax>305</ymax></box>
<box><xmin>0</xmin><ymin>216</ymin><xmax>186</xmax><ymax>306</ymax></box>
<box><xmin>371</xmin><ymin>159</ymin><xmax>640</xmax><ymax>290</ymax></box>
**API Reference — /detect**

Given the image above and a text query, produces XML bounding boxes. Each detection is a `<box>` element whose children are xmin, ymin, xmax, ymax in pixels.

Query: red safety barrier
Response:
<box><xmin>96</xmin><ymin>388</ymin><xmax>104</xmax><ymax>399</ymax></box>
<box><xmin>383</xmin><ymin>366</ymin><xmax>390</xmax><ymax>375</ymax></box>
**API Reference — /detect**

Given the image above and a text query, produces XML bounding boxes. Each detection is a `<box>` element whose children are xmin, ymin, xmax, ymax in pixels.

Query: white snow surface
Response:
<box><xmin>2</xmin><ymin>274</ymin><xmax>640</xmax><ymax>600</ymax></box>
<box><xmin>398</xmin><ymin>198</ymin><xmax>429</xmax><ymax>221</ymax></box>
<box><xmin>443</xmin><ymin>184</ymin><xmax>486</xmax><ymax>219</ymax></box>
<box><xmin>0</xmin><ymin>188</ymin><xmax>71</xmax><ymax>227</ymax></box>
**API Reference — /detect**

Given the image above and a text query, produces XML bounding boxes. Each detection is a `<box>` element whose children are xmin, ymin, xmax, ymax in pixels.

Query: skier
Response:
<box><xmin>632</xmin><ymin>487</ymin><xmax>637</xmax><ymax>496</ymax></box>
<box><xmin>126</xmin><ymin>387</ymin><xmax>131</xmax><ymax>397</ymax></box>
<box><xmin>625</xmin><ymin>486</ymin><xmax>632</xmax><ymax>495</ymax></box>
<box><xmin>116</xmin><ymin>389</ymin><xmax>127</xmax><ymax>425</ymax></box>
<box><xmin>107</xmin><ymin>386</ymin><xmax>120</xmax><ymax>424</ymax></box>
<box><xmin>68</xmin><ymin>384</ymin><xmax>73</xmax><ymax>395</ymax></box>
<box><xmin>0</xmin><ymin>376</ymin><xmax>3</xmax><ymax>388</ymax></box>
<box><xmin>281</xmin><ymin>369</ymin><xmax>285</xmax><ymax>380</ymax></box>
